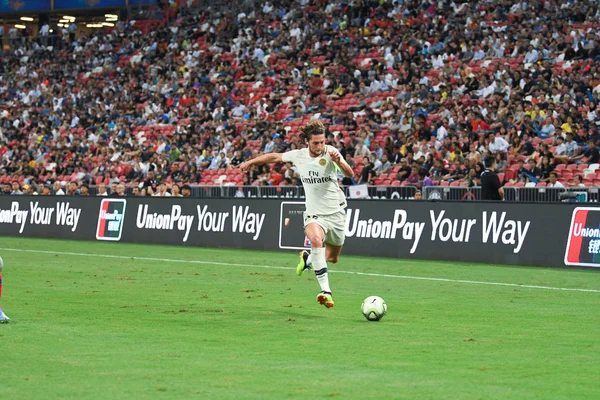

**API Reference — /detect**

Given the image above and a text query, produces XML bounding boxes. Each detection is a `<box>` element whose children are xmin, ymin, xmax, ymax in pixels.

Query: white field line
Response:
<box><xmin>1</xmin><ymin>247</ymin><xmax>599</xmax><ymax>294</ymax></box>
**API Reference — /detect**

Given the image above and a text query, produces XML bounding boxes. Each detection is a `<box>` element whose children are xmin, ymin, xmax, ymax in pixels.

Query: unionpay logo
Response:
<box><xmin>565</xmin><ymin>207</ymin><xmax>600</xmax><ymax>267</ymax></box>
<box><xmin>96</xmin><ymin>199</ymin><xmax>127</xmax><ymax>241</ymax></box>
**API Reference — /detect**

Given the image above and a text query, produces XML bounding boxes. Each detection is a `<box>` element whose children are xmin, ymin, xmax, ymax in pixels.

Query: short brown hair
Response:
<box><xmin>299</xmin><ymin>121</ymin><xmax>325</xmax><ymax>143</ymax></box>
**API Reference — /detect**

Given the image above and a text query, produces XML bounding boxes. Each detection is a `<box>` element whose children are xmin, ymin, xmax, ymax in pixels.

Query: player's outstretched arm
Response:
<box><xmin>239</xmin><ymin>153</ymin><xmax>284</xmax><ymax>172</ymax></box>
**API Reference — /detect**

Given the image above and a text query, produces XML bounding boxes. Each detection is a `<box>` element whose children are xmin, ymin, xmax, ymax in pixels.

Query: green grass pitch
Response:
<box><xmin>1</xmin><ymin>237</ymin><xmax>600</xmax><ymax>399</ymax></box>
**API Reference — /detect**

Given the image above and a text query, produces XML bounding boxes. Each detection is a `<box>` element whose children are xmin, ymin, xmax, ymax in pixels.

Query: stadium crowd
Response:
<box><xmin>1</xmin><ymin>0</ymin><xmax>600</xmax><ymax>197</ymax></box>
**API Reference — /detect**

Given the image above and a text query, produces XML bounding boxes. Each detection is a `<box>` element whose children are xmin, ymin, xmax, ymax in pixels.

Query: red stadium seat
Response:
<box><xmin>561</xmin><ymin>172</ymin><xmax>574</xmax><ymax>180</ymax></box>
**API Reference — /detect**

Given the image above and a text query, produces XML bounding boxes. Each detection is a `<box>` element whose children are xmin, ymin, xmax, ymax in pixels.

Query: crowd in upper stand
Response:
<box><xmin>1</xmin><ymin>0</ymin><xmax>599</xmax><ymax>196</ymax></box>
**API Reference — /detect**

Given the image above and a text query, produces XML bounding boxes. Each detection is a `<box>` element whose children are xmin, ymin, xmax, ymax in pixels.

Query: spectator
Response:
<box><xmin>465</xmin><ymin>167</ymin><xmax>482</xmax><ymax>187</ymax></box>
<box><xmin>22</xmin><ymin>184</ymin><xmax>37</xmax><ymax>196</ymax></box>
<box><xmin>369</xmin><ymin>154</ymin><xmax>383</xmax><ymax>175</ymax></box>
<box><xmin>113</xmin><ymin>184</ymin><xmax>127</xmax><ymax>197</ymax></box>
<box><xmin>171</xmin><ymin>184</ymin><xmax>183</xmax><ymax>197</ymax></box>
<box><xmin>154</xmin><ymin>183</ymin><xmax>171</xmax><ymax>197</ymax></box>
<box><xmin>66</xmin><ymin>182</ymin><xmax>80</xmax><ymax>196</ymax></box>
<box><xmin>488</xmin><ymin>133</ymin><xmax>510</xmax><ymax>155</ymax></box>
<box><xmin>419</xmin><ymin>170</ymin><xmax>435</xmax><ymax>188</ymax></box>
<box><xmin>539</xmin><ymin>157</ymin><xmax>555</xmax><ymax>182</ymax></box>
<box><xmin>380</xmin><ymin>154</ymin><xmax>392</xmax><ymax>175</ymax></box>
<box><xmin>430</xmin><ymin>159</ymin><xmax>449</xmax><ymax>182</ymax></box>
<box><xmin>575</xmin><ymin>140</ymin><xmax>600</xmax><ymax>165</ymax></box>
<box><xmin>510</xmin><ymin>159</ymin><xmax>528</xmax><ymax>184</ymax></box>
<box><xmin>571</xmin><ymin>175</ymin><xmax>587</xmax><ymax>188</ymax></box>
<box><xmin>547</xmin><ymin>172</ymin><xmax>565</xmax><ymax>188</ymax></box>
<box><xmin>354</xmin><ymin>142</ymin><xmax>371</xmax><ymax>159</ymax></box>
<box><xmin>181</xmin><ymin>184</ymin><xmax>192</xmax><ymax>197</ymax></box>
<box><xmin>357</xmin><ymin>161</ymin><xmax>376</xmax><ymax>185</ymax></box>
<box><xmin>10</xmin><ymin>181</ymin><xmax>23</xmax><ymax>195</ymax></box>
<box><xmin>40</xmin><ymin>185</ymin><xmax>52</xmax><ymax>196</ymax></box>
<box><xmin>405</xmin><ymin>166</ymin><xmax>420</xmax><ymax>186</ymax></box>
<box><xmin>80</xmin><ymin>184</ymin><xmax>90</xmax><ymax>196</ymax></box>
<box><xmin>524</xmin><ymin>159</ymin><xmax>542</xmax><ymax>183</ymax></box>
<box><xmin>53</xmin><ymin>182</ymin><xmax>65</xmax><ymax>196</ymax></box>
<box><xmin>447</xmin><ymin>160</ymin><xmax>467</xmax><ymax>181</ymax></box>
<box><xmin>96</xmin><ymin>183</ymin><xmax>109</xmax><ymax>197</ymax></box>
<box><xmin>0</xmin><ymin>0</ymin><xmax>599</xmax><ymax>194</ymax></box>
<box><xmin>396</xmin><ymin>159</ymin><xmax>411</xmax><ymax>182</ymax></box>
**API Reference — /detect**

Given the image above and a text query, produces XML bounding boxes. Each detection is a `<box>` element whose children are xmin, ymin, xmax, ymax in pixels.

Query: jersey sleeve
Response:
<box><xmin>326</xmin><ymin>145</ymin><xmax>342</xmax><ymax>157</ymax></box>
<box><xmin>282</xmin><ymin>149</ymin><xmax>301</xmax><ymax>164</ymax></box>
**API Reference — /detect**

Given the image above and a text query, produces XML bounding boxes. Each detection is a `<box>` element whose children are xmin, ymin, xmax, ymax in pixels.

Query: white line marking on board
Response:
<box><xmin>1</xmin><ymin>247</ymin><xmax>599</xmax><ymax>294</ymax></box>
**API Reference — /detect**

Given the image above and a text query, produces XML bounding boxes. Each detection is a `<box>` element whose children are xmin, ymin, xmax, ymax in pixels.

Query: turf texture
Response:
<box><xmin>1</xmin><ymin>237</ymin><xmax>599</xmax><ymax>399</ymax></box>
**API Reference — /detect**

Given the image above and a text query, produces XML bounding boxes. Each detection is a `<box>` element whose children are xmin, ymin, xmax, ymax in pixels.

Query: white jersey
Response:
<box><xmin>282</xmin><ymin>145</ymin><xmax>347</xmax><ymax>215</ymax></box>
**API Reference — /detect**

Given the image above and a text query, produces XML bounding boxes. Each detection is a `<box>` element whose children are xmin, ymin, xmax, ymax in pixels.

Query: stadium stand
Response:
<box><xmin>0</xmin><ymin>0</ymin><xmax>599</xmax><ymax>197</ymax></box>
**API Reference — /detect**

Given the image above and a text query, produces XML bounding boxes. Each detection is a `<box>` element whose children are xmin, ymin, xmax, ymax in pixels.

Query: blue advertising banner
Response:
<box><xmin>53</xmin><ymin>0</ymin><xmax>127</xmax><ymax>9</ymax></box>
<box><xmin>0</xmin><ymin>0</ymin><xmax>51</xmax><ymax>12</ymax></box>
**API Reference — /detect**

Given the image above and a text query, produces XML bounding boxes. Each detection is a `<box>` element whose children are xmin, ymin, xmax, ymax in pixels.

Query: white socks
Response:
<box><xmin>311</xmin><ymin>247</ymin><xmax>331</xmax><ymax>293</ymax></box>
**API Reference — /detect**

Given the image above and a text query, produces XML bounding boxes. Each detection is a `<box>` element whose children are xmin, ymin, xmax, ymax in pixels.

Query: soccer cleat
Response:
<box><xmin>296</xmin><ymin>250</ymin><xmax>311</xmax><ymax>276</ymax></box>
<box><xmin>0</xmin><ymin>309</ymin><xmax>10</xmax><ymax>324</ymax></box>
<box><xmin>316</xmin><ymin>292</ymin><xmax>334</xmax><ymax>308</ymax></box>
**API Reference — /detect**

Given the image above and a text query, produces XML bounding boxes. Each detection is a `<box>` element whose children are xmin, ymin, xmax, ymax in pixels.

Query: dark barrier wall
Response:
<box><xmin>0</xmin><ymin>0</ymin><xmax>51</xmax><ymax>12</ymax></box>
<box><xmin>0</xmin><ymin>0</ymin><xmax>155</xmax><ymax>12</ymax></box>
<box><xmin>54</xmin><ymin>0</ymin><xmax>155</xmax><ymax>9</ymax></box>
<box><xmin>0</xmin><ymin>196</ymin><xmax>598</xmax><ymax>268</ymax></box>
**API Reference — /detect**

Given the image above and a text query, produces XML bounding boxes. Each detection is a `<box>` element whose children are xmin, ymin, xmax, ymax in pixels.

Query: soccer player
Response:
<box><xmin>0</xmin><ymin>256</ymin><xmax>8</xmax><ymax>323</ymax></box>
<box><xmin>239</xmin><ymin>121</ymin><xmax>353</xmax><ymax>308</ymax></box>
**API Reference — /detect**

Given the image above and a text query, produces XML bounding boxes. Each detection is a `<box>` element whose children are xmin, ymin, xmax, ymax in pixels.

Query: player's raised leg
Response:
<box><xmin>304</xmin><ymin>222</ymin><xmax>334</xmax><ymax>308</ymax></box>
<box><xmin>296</xmin><ymin>249</ymin><xmax>312</xmax><ymax>276</ymax></box>
<box><xmin>325</xmin><ymin>243</ymin><xmax>343</xmax><ymax>264</ymax></box>
<box><xmin>0</xmin><ymin>256</ymin><xmax>9</xmax><ymax>323</ymax></box>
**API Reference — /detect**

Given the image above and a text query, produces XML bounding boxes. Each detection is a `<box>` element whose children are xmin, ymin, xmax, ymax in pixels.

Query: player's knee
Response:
<box><xmin>327</xmin><ymin>255</ymin><xmax>339</xmax><ymax>264</ymax></box>
<box><xmin>307</xmin><ymin>234</ymin><xmax>324</xmax><ymax>246</ymax></box>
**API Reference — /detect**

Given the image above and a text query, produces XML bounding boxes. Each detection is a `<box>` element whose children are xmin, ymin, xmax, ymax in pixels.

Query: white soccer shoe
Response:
<box><xmin>0</xmin><ymin>309</ymin><xmax>10</xmax><ymax>323</ymax></box>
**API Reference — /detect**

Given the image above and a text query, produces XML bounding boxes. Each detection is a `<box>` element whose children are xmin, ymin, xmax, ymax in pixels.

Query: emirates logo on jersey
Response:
<box><xmin>301</xmin><ymin>176</ymin><xmax>334</xmax><ymax>184</ymax></box>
